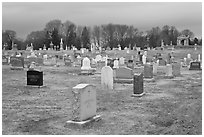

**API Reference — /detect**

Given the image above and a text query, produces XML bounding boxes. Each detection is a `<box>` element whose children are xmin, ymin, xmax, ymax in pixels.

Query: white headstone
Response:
<box><xmin>95</xmin><ymin>55</ymin><xmax>102</xmax><ymax>62</ymax></box>
<box><xmin>71</xmin><ymin>84</ymin><xmax>96</xmax><ymax>121</ymax></box>
<box><xmin>113</xmin><ymin>60</ymin><xmax>119</xmax><ymax>69</ymax></box>
<box><xmin>118</xmin><ymin>46</ymin><xmax>121</xmax><ymax>51</ymax></box>
<box><xmin>127</xmin><ymin>50</ymin><xmax>130</xmax><ymax>54</ymax></box>
<box><xmin>119</xmin><ymin>57</ymin><xmax>125</xmax><ymax>65</ymax></box>
<box><xmin>81</xmin><ymin>57</ymin><xmax>91</xmax><ymax>70</ymax></box>
<box><xmin>187</xmin><ymin>54</ymin><xmax>191</xmax><ymax>59</ymax></box>
<box><xmin>166</xmin><ymin>64</ymin><xmax>173</xmax><ymax>77</ymax></box>
<box><xmin>198</xmin><ymin>54</ymin><xmax>201</xmax><ymax>62</ymax></box>
<box><xmin>101</xmin><ymin>66</ymin><xmax>113</xmax><ymax>89</ymax></box>
<box><xmin>153</xmin><ymin>62</ymin><xmax>158</xmax><ymax>75</ymax></box>
<box><xmin>144</xmin><ymin>51</ymin><xmax>147</xmax><ymax>56</ymax></box>
<box><xmin>142</xmin><ymin>55</ymin><xmax>146</xmax><ymax>64</ymax></box>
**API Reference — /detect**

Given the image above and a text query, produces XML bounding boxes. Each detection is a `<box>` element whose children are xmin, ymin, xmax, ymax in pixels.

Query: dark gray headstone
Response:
<box><xmin>189</xmin><ymin>62</ymin><xmax>201</xmax><ymax>70</ymax></box>
<box><xmin>27</xmin><ymin>70</ymin><xmax>43</xmax><ymax>86</ymax></box>
<box><xmin>133</xmin><ymin>73</ymin><xmax>143</xmax><ymax>95</ymax></box>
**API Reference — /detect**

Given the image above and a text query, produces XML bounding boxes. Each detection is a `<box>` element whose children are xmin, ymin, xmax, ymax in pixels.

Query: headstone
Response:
<box><xmin>187</xmin><ymin>54</ymin><xmax>191</xmax><ymax>59</ymax></box>
<box><xmin>189</xmin><ymin>62</ymin><xmax>201</xmax><ymax>70</ymax></box>
<box><xmin>2</xmin><ymin>55</ymin><xmax>8</xmax><ymax>65</ymax></box>
<box><xmin>27</xmin><ymin>70</ymin><xmax>43</xmax><ymax>87</ymax></box>
<box><xmin>144</xmin><ymin>64</ymin><xmax>153</xmax><ymax>78</ymax></box>
<box><xmin>95</xmin><ymin>55</ymin><xmax>102</xmax><ymax>62</ymax></box>
<box><xmin>64</xmin><ymin>58</ymin><xmax>72</xmax><ymax>66</ymax></box>
<box><xmin>165</xmin><ymin>64</ymin><xmax>173</xmax><ymax>77</ymax></box>
<box><xmin>126</xmin><ymin>59</ymin><xmax>134</xmax><ymax>69</ymax></box>
<box><xmin>115</xmin><ymin>67</ymin><xmax>133</xmax><ymax>80</ymax></box>
<box><xmin>101</xmin><ymin>66</ymin><xmax>113</xmax><ymax>89</ymax></box>
<box><xmin>70</xmin><ymin>84</ymin><xmax>97</xmax><ymax>122</ymax></box>
<box><xmin>119</xmin><ymin>57</ymin><xmax>125</xmax><ymax>66</ymax></box>
<box><xmin>153</xmin><ymin>62</ymin><xmax>158</xmax><ymax>75</ymax></box>
<box><xmin>167</xmin><ymin>53</ymin><xmax>172</xmax><ymax>64</ymax></box>
<box><xmin>81</xmin><ymin>57</ymin><xmax>91</xmax><ymax>70</ymax></box>
<box><xmin>172</xmin><ymin>62</ymin><xmax>181</xmax><ymax>76</ymax></box>
<box><xmin>159</xmin><ymin>59</ymin><xmax>166</xmax><ymax>66</ymax></box>
<box><xmin>113</xmin><ymin>60</ymin><xmax>119</xmax><ymax>69</ymax></box>
<box><xmin>142</xmin><ymin>55</ymin><xmax>146</xmax><ymax>65</ymax></box>
<box><xmin>10</xmin><ymin>56</ymin><xmax>24</xmax><ymax>70</ymax></box>
<box><xmin>198</xmin><ymin>54</ymin><xmax>201</xmax><ymax>62</ymax></box>
<box><xmin>132</xmin><ymin>73</ymin><xmax>144</xmax><ymax>97</ymax></box>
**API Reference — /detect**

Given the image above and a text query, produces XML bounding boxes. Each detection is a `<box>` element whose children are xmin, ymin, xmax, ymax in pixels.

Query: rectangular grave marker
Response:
<box><xmin>27</xmin><ymin>70</ymin><xmax>43</xmax><ymax>86</ymax></box>
<box><xmin>10</xmin><ymin>56</ymin><xmax>24</xmax><ymax>70</ymax></box>
<box><xmin>189</xmin><ymin>62</ymin><xmax>201</xmax><ymax>70</ymax></box>
<box><xmin>132</xmin><ymin>73</ymin><xmax>145</xmax><ymax>97</ymax></box>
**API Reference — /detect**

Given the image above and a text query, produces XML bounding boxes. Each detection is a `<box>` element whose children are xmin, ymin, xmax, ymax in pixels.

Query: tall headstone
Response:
<box><xmin>101</xmin><ymin>66</ymin><xmax>113</xmax><ymax>89</ymax></box>
<box><xmin>172</xmin><ymin>62</ymin><xmax>181</xmax><ymax>76</ymax></box>
<box><xmin>66</xmin><ymin>84</ymin><xmax>100</xmax><ymax>125</ymax></box>
<box><xmin>60</xmin><ymin>38</ymin><xmax>63</xmax><ymax>51</ymax></box>
<box><xmin>142</xmin><ymin>55</ymin><xmax>146</xmax><ymax>65</ymax></box>
<box><xmin>132</xmin><ymin>73</ymin><xmax>145</xmax><ymax>97</ymax></box>
<box><xmin>113</xmin><ymin>59</ymin><xmax>119</xmax><ymax>69</ymax></box>
<box><xmin>153</xmin><ymin>62</ymin><xmax>158</xmax><ymax>75</ymax></box>
<box><xmin>198</xmin><ymin>54</ymin><xmax>201</xmax><ymax>62</ymax></box>
<box><xmin>165</xmin><ymin>64</ymin><xmax>173</xmax><ymax>77</ymax></box>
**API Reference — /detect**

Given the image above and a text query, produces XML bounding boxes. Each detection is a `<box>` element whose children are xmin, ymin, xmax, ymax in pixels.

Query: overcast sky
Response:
<box><xmin>2</xmin><ymin>2</ymin><xmax>202</xmax><ymax>40</ymax></box>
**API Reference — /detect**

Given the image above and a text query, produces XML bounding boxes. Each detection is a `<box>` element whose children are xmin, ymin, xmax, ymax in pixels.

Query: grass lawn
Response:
<box><xmin>2</xmin><ymin>48</ymin><xmax>202</xmax><ymax>135</ymax></box>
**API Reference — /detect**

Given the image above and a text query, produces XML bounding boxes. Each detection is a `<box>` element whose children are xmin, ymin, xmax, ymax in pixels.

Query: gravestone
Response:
<box><xmin>159</xmin><ymin>59</ymin><xmax>166</xmax><ymax>66</ymax></box>
<box><xmin>165</xmin><ymin>64</ymin><xmax>173</xmax><ymax>78</ymax></box>
<box><xmin>27</xmin><ymin>70</ymin><xmax>43</xmax><ymax>87</ymax></box>
<box><xmin>10</xmin><ymin>56</ymin><xmax>24</xmax><ymax>70</ymax></box>
<box><xmin>172</xmin><ymin>62</ymin><xmax>181</xmax><ymax>76</ymax></box>
<box><xmin>153</xmin><ymin>62</ymin><xmax>158</xmax><ymax>75</ymax></box>
<box><xmin>101</xmin><ymin>66</ymin><xmax>113</xmax><ymax>89</ymax></box>
<box><xmin>66</xmin><ymin>84</ymin><xmax>101</xmax><ymax>126</ymax></box>
<box><xmin>81</xmin><ymin>57</ymin><xmax>95</xmax><ymax>74</ymax></box>
<box><xmin>81</xmin><ymin>57</ymin><xmax>91</xmax><ymax>70</ymax></box>
<box><xmin>132</xmin><ymin>73</ymin><xmax>145</xmax><ymax>97</ymax></box>
<box><xmin>126</xmin><ymin>59</ymin><xmax>134</xmax><ymax>69</ymax></box>
<box><xmin>119</xmin><ymin>57</ymin><xmax>125</xmax><ymax>66</ymax></box>
<box><xmin>198</xmin><ymin>54</ymin><xmax>201</xmax><ymax>62</ymax></box>
<box><xmin>115</xmin><ymin>67</ymin><xmax>133</xmax><ymax>83</ymax></box>
<box><xmin>144</xmin><ymin>64</ymin><xmax>153</xmax><ymax>78</ymax></box>
<box><xmin>95</xmin><ymin>55</ymin><xmax>102</xmax><ymax>62</ymax></box>
<box><xmin>2</xmin><ymin>55</ymin><xmax>8</xmax><ymax>65</ymax></box>
<box><xmin>189</xmin><ymin>62</ymin><xmax>201</xmax><ymax>70</ymax></box>
<box><xmin>96</xmin><ymin>61</ymin><xmax>106</xmax><ymax>74</ymax></box>
<box><xmin>113</xmin><ymin>60</ymin><xmax>119</xmax><ymax>69</ymax></box>
<box><xmin>142</xmin><ymin>55</ymin><xmax>146</xmax><ymax>64</ymax></box>
<box><xmin>64</xmin><ymin>58</ymin><xmax>72</xmax><ymax>66</ymax></box>
<box><xmin>167</xmin><ymin>53</ymin><xmax>172</xmax><ymax>64</ymax></box>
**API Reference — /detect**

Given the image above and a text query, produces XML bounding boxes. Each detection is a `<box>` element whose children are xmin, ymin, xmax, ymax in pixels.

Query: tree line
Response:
<box><xmin>2</xmin><ymin>19</ymin><xmax>202</xmax><ymax>50</ymax></box>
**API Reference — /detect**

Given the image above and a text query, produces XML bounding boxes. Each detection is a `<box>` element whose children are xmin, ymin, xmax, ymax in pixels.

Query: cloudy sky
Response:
<box><xmin>2</xmin><ymin>2</ymin><xmax>202</xmax><ymax>40</ymax></box>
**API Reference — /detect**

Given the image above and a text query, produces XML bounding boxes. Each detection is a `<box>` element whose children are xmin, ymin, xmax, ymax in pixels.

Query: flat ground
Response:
<box><xmin>2</xmin><ymin>48</ymin><xmax>202</xmax><ymax>135</ymax></box>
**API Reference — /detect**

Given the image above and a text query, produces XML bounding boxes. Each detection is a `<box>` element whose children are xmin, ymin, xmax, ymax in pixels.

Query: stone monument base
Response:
<box><xmin>26</xmin><ymin>85</ymin><xmax>46</xmax><ymax>88</ymax></box>
<box><xmin>143</xmin><ymin>78</ymin><xmax>155</xmax><ymax>82</ymax></box>
<box><xmin>80</xmin><ymin>68</ymin><xmax>96</xmax><ymax>75</ymax></box>
<box><xmin>10</xmin><ymin>67</ymin><xmax>24</xmax><ymax>70</ymax></box>
<box><xmin>131</xmin><ymin>92</ymin><xmax>145</xmax><ymax>97</ymax></box>
<box><xmin>114</xmin><ymin>78</ymin><xmax>133</xmax><ymax>84</ymax></box>
<box><xmin>65</xmin><ymin>115</ymin><xmax>101</xmax><ymax>128</ymax></box>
